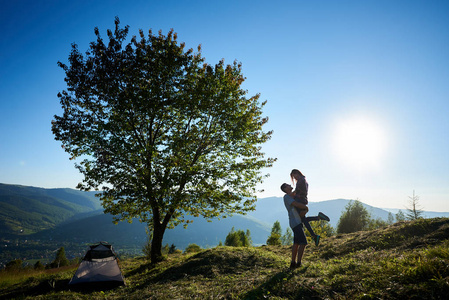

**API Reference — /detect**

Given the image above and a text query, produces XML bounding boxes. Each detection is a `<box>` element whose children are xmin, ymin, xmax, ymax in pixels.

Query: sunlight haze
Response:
<box><xmin>332</xmin><ymin>115</ymin><xmax>388</xmax><ymax>172</ymax></box>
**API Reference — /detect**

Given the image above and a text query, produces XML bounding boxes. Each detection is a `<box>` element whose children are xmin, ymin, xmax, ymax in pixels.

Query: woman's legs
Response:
<box><xmin>301</xmin><ymin>216</ymin><xmax>320</xmax><ymax>237</ymax></box>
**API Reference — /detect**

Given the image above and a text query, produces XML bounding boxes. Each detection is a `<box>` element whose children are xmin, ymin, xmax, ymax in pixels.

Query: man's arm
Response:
<box><xmin>291</xmin><ymin>201</ymin><xmax>308</xmax><ymax>211</ymax></box>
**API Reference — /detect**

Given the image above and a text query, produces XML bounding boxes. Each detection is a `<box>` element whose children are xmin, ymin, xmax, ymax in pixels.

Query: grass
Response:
<box><xmin>0</xmin><ymin>218</ymin><xmax>448</xmax><ymax>299</ymax></box>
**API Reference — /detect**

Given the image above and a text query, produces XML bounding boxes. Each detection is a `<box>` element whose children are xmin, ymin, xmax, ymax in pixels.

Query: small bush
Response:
<box><xmin>225</xmin><ymin>227</ymin><xmax>251</xmax><ymax>247</ymax></box>
<box><xmin>5</xmin><ymin>259</ymin><xmax>23</xmax><ymax>271</ymax></box>
<box><xmin>185</xmin><ymin>243</ymin><xmax>202</xmax><ymax>253</ymax></box>
<box><xmin>34</xmin><ymin>261</ymin><xmax>45</xmax><ymax>270</ymax></box>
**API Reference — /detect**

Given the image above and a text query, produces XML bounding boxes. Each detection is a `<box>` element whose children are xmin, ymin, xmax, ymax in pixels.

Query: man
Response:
<box><xmin>281</xmin><ymin>183</ymin><xmax>308</xmax><ymax>269</ymax></box>
<box><xmin>280</xmin><ymin>183</ymin><xmax>330</xmax><ymax>269</ymax></box>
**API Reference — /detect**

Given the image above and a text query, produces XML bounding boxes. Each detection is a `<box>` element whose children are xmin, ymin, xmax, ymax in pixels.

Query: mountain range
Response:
<box><xmin>1</xmin><ymin>183</ymin><xmax>448</xmax><ymax>263</ymax></box>
<box><xmin>0</xmin><ymin>183</ymin><xmax>101</xmax><ymax>236</ymax></box>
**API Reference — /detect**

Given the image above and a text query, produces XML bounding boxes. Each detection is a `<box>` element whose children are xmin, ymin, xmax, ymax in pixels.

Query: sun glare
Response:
<box><xmin>332</xmin><ymin>116</ymin><xmax>387</xmax><ymax>171</ymax></box>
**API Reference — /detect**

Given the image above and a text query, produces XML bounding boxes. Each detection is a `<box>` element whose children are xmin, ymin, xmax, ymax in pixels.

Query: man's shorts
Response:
<box><xmin>292</xmin><ymin>224</ymin><xmax>307</xmax><ymax>245</ymax></box>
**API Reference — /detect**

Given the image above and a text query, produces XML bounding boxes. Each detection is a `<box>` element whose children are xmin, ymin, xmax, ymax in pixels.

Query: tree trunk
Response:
<box><xmin>150</xmin><ymin>223</ymin><xmax>165</xmax><ymax>263</ymax></box>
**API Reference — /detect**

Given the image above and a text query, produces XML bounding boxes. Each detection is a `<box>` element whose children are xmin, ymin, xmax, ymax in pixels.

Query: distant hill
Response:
<box><xmin>246</xmin><ymin>197</ymin><xmax>407</xmax><ymax>232</ymax></box>
<box><xmin>30</xmin><ymin>212</ymin><xmax>272</xmax><ymax>253</ymax></box>
<box><xmin>0</xmin><ymin>183</ymin><xmax>101</xmax><ymax>235</ymax></box>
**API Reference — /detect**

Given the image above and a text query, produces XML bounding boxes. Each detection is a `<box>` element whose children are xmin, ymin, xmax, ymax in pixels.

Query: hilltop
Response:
<box><xmin>1</xmin><ymin>217</ymin><xmax>448</xmax><ymax>299</ymax></box>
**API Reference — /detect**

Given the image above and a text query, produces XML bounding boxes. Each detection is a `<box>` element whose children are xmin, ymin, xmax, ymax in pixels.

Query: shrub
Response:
<box><xmin>5</xmin><ymin>259</ymin><xmax>23</xmax><ymax>271</ymax></box>
<box><xmin>266</xmin><ymin>233</ymin><xmax>282</xmax><ymax>246</ymax></box>
<box><xmin>304</xmin><ymin>220</ymin><xmax>335</xmax><ymax>240</ymax></box>
<box><xmin>169</xmin><ymin>244</ymin><xmax>177</xmax><ymax>254</ymax></box>
<box><xmin>185</xmin><ymin>243</ymin><xmax>202</xmax><ymax>253</ymax></box>
<box><xmin>34</xmin><ymin>261</ymin><xmax>45</xmax><ymax>270</ymax></box>
<box><xmin>225</xmin><ymin>227</ymin><xmax>251</xmax><ymax>247</ymax></box>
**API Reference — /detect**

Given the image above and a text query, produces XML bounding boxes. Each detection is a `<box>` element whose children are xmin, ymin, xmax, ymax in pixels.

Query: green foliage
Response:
<box><xmin>225</xmin><ymin>227</ymin><xmax>251</xmax><ymax>247</ymax></box>
<box><xmin>266</xmin><ymin>233</ymin><xmax>282</xmax><ymax>246</ymax></box>
<box><xmin>245</xmin><ymin>229</ymin><xmax>252</xmax><ymax>246</ymax></box>
<box><xmin>304</xmin><ymin>220</ymin><xmax>335</xmax><ymax>240</ymax></box>
<box><xmin>169</xmin><ymin>244</ymin><xmax>177</xmax><ymax>254</ymax></box>
<box><xmin>337</xmin><ymin>200</ymin><xmax>372</xmax><ymax>234</ymax></box>
<box><xmin>52</xmin><ymin>17</ymin><xmax>274</xmax><ymax>263</ymax></box>
<box><xmin>5</xmin><ymin>259</ymin><xmax>22</xmax><ymax>271</ymax></box>
<box><xmin>49</xmin><ymin>247</ymin><xmax>69</xmax><ymax>268</ymax></box>
<box><xmin>184</xmin><ymin>243</ymin><xmax>202</xmax><ymax>253</ymax></box>
<box><xmin>266</xmin><ymin>221</ymin><xmax>282</xmax><ymax>246</ymax></box>
<box><xmin>367</xmin><ymin>217</ymin><xmax>389</xmax><ymax>230</ymax></box>
<box><xmin>33</xmin><ymin>261</ymin><xmax>45</xmax><ymax>270</ymax></box>
<box><xmin>162</xmin><ymin>244</ymin><xmax>170</xmax><ymax>255</ymax></box>
<box><xmin>396</xmin><ymin>209</ymin><xmax>406</xmax><ymax>222</ymax></box>
<box><xmin>271</xmin><ymin>221</ymin><xmax>282</xmax><ymax>236</ymax></box>
<box><xmin>387</xmin><ymin>212</ymin><xmax>395</xmax><ymax>224</ymax></box>
<box><xmin>281</xmin><ymin>227</ymin><xmax>293</xmax><ymax>245</ymax></box>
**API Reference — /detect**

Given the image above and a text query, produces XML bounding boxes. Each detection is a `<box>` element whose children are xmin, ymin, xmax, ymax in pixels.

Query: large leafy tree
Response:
<box><xmin>337</xmin><ymin>200</ymin><xmax>371</xmax><ymax>234</ymax></box>
<box><xmin>52</xmin><ymin>18</ymin><xmax>275</xmax><ymax>262</ymax></box>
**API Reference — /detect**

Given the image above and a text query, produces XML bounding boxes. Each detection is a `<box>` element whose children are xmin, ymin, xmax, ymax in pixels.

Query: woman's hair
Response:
<box><xmin>290</xmin><ymin>169</ymin><xmax>304</xmax><ymax>184</ymax></box>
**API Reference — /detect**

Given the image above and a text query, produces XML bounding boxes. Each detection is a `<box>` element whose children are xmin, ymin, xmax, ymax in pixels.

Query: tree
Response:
<box><xmin>387</xmin><ymin>212</ymin><xmax>395</xmax><ymax>225</ymax></box>
<box><xmin>271</xmin><ymin>221</ymin><xmax>282</xmax><ymax>236</ymax></box>
<box><xmin>266</xmin><ymin>221</ymin><xmax>282</xmax><ymax>246</ymax></box>
<box><xmin>52</xmin><ymin>18</ymin><xmax>274</xmax><ymax>263</ymax></box>
<box><xmin>281</xmin><ymin>227</ymin><xmax>293</xmax><ymax>246</ymax></box>
<box><xmin>225</xmin><ymin>227</ymin><xmax>251</xmax><ymax>247</ymax></box>
<box><xmin>396</xmin><ymin>209</ymin><xmax>406</xmax><ymax>222</ymax></box>
<box><xmin>246</xmin><ymin>229</ymin><xmax>253</xmax><ymax>246</ymax></box>
<box><xmin>169</xmin><ymin>244</ymin><xmax>177</xmax><ymax>254</ymax></box>
<box><xmin>50</xmin><ymin>247</ymin><xmax>69</xmax><ymax>268</ymax></box>
<box><xmin>367</xmin><ymin>218</ymin><xmax>388</xmax><ymax>230</ymax></box>
<box><xmin>406</xmin><ymin>190</ymin><xmax>424</xmax><ymax>220</ymax></box>
<box><xmin>337</xmin><ymin>200</ymin><xmax>372</xmax><ymax>234</ymax></box>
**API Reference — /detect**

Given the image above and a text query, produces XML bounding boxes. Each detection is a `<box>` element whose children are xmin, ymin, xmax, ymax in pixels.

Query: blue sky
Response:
<box><xmin>1</xmin><ymin>0</ymin><xmax>448</xmax><ymax>212</ymax></box>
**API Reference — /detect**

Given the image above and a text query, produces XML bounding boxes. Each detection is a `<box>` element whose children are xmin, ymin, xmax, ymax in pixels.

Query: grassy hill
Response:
<box><xmin>0</xmin><ymin>183</ymin><xmax>101</xmax><ymax>235</ymax></box>
<box><xmin>1</xmin><ymin>217</ymin><xmax>448</xmax><ymax>299</ymax></box>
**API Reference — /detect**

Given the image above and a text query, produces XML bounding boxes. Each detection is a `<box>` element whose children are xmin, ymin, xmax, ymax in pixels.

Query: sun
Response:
<box><xmin>332</xmin><ymin>116</ymin><xmax>387</xmax><ymax>171</ymax></box>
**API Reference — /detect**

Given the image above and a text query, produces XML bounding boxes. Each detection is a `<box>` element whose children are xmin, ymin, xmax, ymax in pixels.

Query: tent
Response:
<box><xmin>69</xmin><ymin>241</ymin><xmax>125</xmax><ymax>286</ymax></box>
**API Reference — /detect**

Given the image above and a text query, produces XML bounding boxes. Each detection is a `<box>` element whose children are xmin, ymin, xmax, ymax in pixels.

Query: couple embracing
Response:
<box><xmin>281</xmin><ymin>169</ymin><xmax>330</xmax><ymax>270</ymax></box>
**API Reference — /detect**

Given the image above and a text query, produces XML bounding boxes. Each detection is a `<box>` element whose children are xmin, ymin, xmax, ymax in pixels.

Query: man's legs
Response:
<box><xmin>292</xmin><ymin>243</ymin><xmax>299</xmax><ymax>264</ymax></box>
<box><xmin>291</xmin><ymin>243</ymin><xmax>307</xmax><ymax>268</ymax></box>
<box><xmin>296</xmin><ymin>244</ymin><xmax>306</xmax><ymax>266</ymax></box>
<box><xmin>291</xmin><ymin>224</ymin><xmax>308</xmax><ymax>269</ymax></box>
